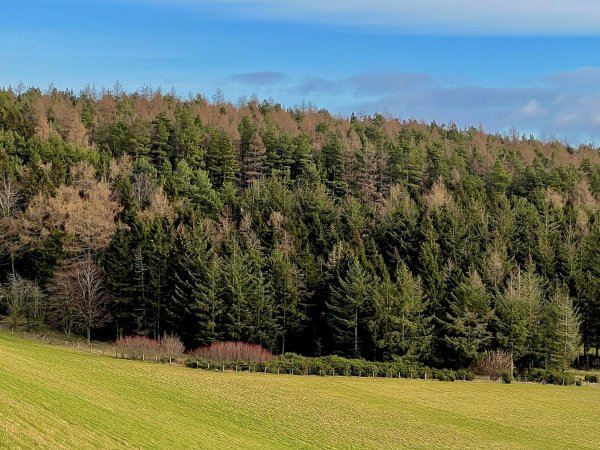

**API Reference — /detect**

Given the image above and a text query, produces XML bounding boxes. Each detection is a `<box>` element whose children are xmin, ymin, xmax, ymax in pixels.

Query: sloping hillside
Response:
<box><xmin>1</xmin><ymin>332</ymin><xmax>599</xmax><ymax>449</ymax></box>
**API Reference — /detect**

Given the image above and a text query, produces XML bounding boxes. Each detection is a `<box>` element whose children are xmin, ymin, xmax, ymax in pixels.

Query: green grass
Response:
<box><xmin>1</xmin><ymin>333</ymin><xmax>600</xmax><ymax>449</ymax></box>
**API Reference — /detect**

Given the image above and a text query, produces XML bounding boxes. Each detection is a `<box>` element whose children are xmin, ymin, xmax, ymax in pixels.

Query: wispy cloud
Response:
<box><xmin>296</xmin><ymin>77</ymin><xmax>340</xmax><ymax>95</ymax></box>
<box><xmin>146</xmin><ymin>0</ymin><xmax>600</xmax><ymax>35</ymax></box>
<box><xmin>223</xmin><ymin>65</ymin><xmax>600</xmax><ymax>143</ymax></box>
<box><xmin>350</xmin><ymin>73</ymin><xmax>600</xmax><ymax>143</ymax></box>
<box><xmin>229</xmin><ymin>71</ymin><xmax>289</xmax><ymax>86</ymax></box>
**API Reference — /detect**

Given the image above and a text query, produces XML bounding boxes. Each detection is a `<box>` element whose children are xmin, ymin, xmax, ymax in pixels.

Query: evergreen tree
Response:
<box><xmin>326</xmin><ymin>257</ymin><xmax>374</xmax><ymax>357</ymax></box>
<box><xmin>172</xmin><ymin>105</ymin><xmax>203</xmax><ymax>166</ymax></box>
<box><xmin>150</xmin><ymin>112</ymin><xmax>172</xmax><ymax>166</ymax></box>
<box><xmin>321</xmin><ymin>133</ymin><xmax>347</xmax><ymax>196</ymax></box>
<box><xmin>168</xmin><ymin>223</ymin><xmax>224</xmax><ymax>347</ymax></box>
<box><xmin>269</xmin><ymin>246</ymin><xmax>306</xmax><ymax>354</ymax></box>
<box><xmin>542</xmin><ymin>285</ymin><xmax>581</xmax><ymax>370</ymax></box>
<box><xmin>373</xmin><ymin>263</ymin><xmax>430</xmax><ymax>361</ymax></box>
<box><xmin>443</xmin><ymin>271</ymin><xmax>492</xmax><ymax>367</ymax></box>
<box><xmin>206</xmin><ymin>127</ymin><xmax>238</xmax><ymax>188</ymax></box>
<box><xmin>494</xmin><ymin>268</ymin><xmax>542</xmax><ymax>374</ymax></box>
<box><xmin>242</xmin><ymin>132</ymin><xmax>267</xmax><ymax>187</ymax></box>
<box><xmin>220</xmin><ymin>232</ymin><xmax>254</xmax><ymax>341</ymax></box>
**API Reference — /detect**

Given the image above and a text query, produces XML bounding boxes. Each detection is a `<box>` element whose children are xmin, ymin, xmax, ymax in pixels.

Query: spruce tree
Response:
<box><xmin>326</xmin><ymin>257</ymin><xmax>373</xmax><ymax>357</ymax></box>
<box><xmin>321</xmin><ymin>133</ymin><xmax>347</xmax><ymax>197</ymax></box>
<box><xmin>443</xmin><ymin>271</ymin><xmax>492</xmax><ymax>367</ymax></box>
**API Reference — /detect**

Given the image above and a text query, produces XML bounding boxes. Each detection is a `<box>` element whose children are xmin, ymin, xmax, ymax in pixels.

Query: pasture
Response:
<box><xmin>0</xmin><ymin>332</ymin><xmax>599</xmax><ymax>449</ymax></box>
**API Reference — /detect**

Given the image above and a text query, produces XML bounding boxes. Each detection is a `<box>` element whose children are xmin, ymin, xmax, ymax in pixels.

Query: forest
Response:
<box><xmin>1</xmin><ymin>84</ymin><xmax>599</xmax><ymax>373</ymax></box>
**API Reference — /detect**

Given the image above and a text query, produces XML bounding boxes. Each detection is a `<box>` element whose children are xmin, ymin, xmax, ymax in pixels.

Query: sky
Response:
<box><xmin>2</xmin><ymin>0</ymin><xmax>600</xmax><ymax>144</ymax></box>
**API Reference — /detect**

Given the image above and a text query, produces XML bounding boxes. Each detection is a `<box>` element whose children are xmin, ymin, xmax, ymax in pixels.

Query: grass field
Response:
<box><xmin>1</xmin><ymin>333</ymin><xmax>600</xmax><ymax>449</ymax></box>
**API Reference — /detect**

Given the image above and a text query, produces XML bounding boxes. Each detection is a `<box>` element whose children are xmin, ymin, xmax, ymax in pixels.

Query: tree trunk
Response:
<box><xmin>510</xmin><ymin>352</ymin><xmax>514</xmax><ymax>378</ymax></box>
<box><xmin>354</xmin><ymin>307</ymin><xmax>358</xmax><ymax>356</ymax></box>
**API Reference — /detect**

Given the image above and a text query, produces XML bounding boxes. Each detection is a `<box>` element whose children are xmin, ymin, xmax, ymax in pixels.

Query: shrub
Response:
<box><xmin>584</xmin><ymin>374</ymin><xmax>598</xmax><ymax>383</ymax></box>
<box><xmin>501</xmin><ymin>371</ymin><xmax>512</xmax><ymax>384</ymax></box>
<box><xmin>456</xmin><ymin>369</ymin><xmax>476</xmax><ymax>381</ymax></box>
<box><xmin>161</xmin><ymin>333</ymin><xmax>185</xmax><ymax>364</ymax></box>
<box><xmin>475</xmin><ymin>351</ymin><xmax>511</xmax><ymax>381</ymax></box>
<box><xmin>522</xmin><ymin>369</ymin><xmax>575</xmax><ymax>386</ymax></box>
<box><xmin>191</xmin><ymin>341</ymin><xmax>274</xmax><ymax>363</ymax></box>
<box><xmin>185</xmin><ymin>350</ymin><xmax>476</xmax><ymax>382</ymax></box>
<box><xmin>116</xmin><ymin>335</ymin><xmax>161</xmax><ymax>360</ymax></box>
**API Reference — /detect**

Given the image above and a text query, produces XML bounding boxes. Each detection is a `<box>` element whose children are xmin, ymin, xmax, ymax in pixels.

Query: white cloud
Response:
<box><xmin>143</xmin><ymin>0</ymin><xmax>600</xmax><ymax>35</ymax></box>
<box><xmin>519</xmin><ymin>100</ymin><xmax>542</xmax><ymax>117</ymax></box>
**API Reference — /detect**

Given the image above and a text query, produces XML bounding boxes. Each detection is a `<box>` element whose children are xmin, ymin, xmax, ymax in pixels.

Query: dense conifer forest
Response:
<box><xmin>1</xmin><ymin>85</ymin><xmax>599</xmax><ymax>371</ymax></box>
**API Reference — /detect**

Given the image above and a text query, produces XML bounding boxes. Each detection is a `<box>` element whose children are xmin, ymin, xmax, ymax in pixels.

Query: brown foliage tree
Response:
<box><xmin>23</xmin><ymin>180</ymin><xmax>121</xmax><ymax>253</ymax></box>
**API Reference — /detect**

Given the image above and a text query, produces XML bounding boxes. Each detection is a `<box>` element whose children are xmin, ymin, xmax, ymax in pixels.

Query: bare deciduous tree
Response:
<box><xmin>48</xmin><ymin>256</ymin><xmax>111</xmax><ymax>342</ymax></box>
<box><xmin>474</xmin><ymin>350</ymin><xmax>512</xmax><ymax>381</ymax></box>
<box><xmin>0</xmin><ymin>274</ymin><xmax>44</xmax><ymax>330</ymax></box>
<box><xmin>0</xmin><ymin>172</ymin><xmax>22</xmax><ymax>275</ymax></box>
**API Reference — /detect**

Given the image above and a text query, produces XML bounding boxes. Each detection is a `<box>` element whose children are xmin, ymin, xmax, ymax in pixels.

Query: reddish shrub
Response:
<box><xmin>116</xmin><ymin>335</ymin><xmax>161</xmax><ymax>360</ymax></box>
<box><xmin>191</xmin><ymin>341</ymin><xmax>274</xmax><ymax>363</ymax></box>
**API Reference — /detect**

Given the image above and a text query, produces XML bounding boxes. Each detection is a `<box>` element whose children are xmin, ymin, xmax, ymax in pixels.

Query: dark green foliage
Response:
<box><xmin>321</xmin><ymin>133</ymin><xmax>347</xmax><ymax>196</ymax></box>
<box><xmin>2</xmin><ymin>87</ymin><xmax>599</xmax><ymax>372</ymax></box>
<box><xmin>326</xmin><ymin>256</ymin><xmax>374</xmax><ymax>357</ymax></box>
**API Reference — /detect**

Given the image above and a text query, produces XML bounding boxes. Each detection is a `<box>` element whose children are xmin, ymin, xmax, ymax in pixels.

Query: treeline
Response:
<box><xmin>1</xmin><ymin>85</ymin><xmax>600</xmax><ymax>372</ymax></box>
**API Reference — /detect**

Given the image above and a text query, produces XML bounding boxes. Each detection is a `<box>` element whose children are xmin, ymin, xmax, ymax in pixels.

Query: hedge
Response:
<box><xmin>185</xmin><ymin>352</ymin><xmax>476</xmax><ymax>382</ymax></box>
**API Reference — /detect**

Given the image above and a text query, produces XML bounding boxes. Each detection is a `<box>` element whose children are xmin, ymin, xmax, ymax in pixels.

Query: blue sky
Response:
<box><xmin>2</xmin><ymin>1</ymin><xmax>600</xmax><ymax>144</ymax></box>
